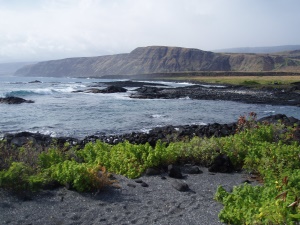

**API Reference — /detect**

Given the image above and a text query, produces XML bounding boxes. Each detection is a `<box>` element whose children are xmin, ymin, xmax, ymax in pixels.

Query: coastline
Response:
<box><xmin>128</xmin><ymin>80</ymin><xmax>300</xmax><ymax>107</ymax></box>
<box><xmin>79</xmin><ymin>78</ymin><xmax>300</xmax><ymax>107</ymax></box>
<box><xmin>3</xmin><ymin>113</ymin><xmax>299</xmax><ymax>149</ymax></box>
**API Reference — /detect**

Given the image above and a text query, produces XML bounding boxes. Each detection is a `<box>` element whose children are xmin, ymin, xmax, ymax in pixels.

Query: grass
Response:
<box><xmin>162</xmin><ymin>75</ymin><xmax>300</xmax><ymax>87</ymax></box>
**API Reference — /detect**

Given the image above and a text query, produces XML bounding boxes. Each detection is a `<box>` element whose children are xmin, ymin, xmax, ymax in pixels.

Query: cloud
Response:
<box><xmin>0</xmin><ymin>0</ymin><xmax>299</xmax><ymax>63</ymax></box>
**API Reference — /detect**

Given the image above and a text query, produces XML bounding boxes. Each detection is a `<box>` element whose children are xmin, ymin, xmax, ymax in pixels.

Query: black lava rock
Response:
<box><xmin>145</xmin><ymin>168</ymin><xmax>161</xmax><ymax>176</ymax></box>
<box><xmin>0</xmin><ymin>96</ymin><xmax>34</xmax><ymax>104</ymax></box>
<box><xmin>208</xmin><ymin>154</ymin><xmax>234</xmax><ymax>173</ymax></box>
<box><xmin>182</xmin><ymin>165</ymin><xmax>203</xmax><ymax>174</ymax></box>
<box><xmin>171</xmin><ymin>180</ymin><xmax>189</xmax><ymax>192</ymax></box>
<box><xmin>168</xmin><ymin>165</ymin><xmax>183</xmax><ymax>179</ymax></box>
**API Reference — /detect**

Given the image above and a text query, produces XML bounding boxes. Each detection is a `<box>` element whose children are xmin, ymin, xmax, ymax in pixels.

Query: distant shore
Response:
<box><xmin>99</xmin><ymin>71</ymin><xmax>300</xmax><ymax>80</ymax></box>
<box><xmin>97</xmin><ymin>78</ymin><xmax>300</xmax><ymax>107</ymax></box>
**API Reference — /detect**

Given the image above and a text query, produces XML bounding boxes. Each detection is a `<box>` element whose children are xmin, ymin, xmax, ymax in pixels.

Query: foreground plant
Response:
<box><xmin>214</xmin><ymin>114</ymin><xmax>300</xmax><ymax>224</ymax></box>
<box><xmin>0</xmin><ymin>144</ymin><xmax>118</xmax><ymax>192</ymax></box>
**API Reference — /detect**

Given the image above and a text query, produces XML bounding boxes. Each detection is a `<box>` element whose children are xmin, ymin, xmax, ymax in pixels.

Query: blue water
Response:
<box><xmin>1</xmin><ymin>76</ymin><xmax>300</xmax><ymax>138</ymax></box>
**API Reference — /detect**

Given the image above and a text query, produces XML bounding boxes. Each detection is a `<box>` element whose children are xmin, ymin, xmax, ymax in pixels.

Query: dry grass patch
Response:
<box><xmin>168</xmin><ymin>75</ymin><xmax>300</xmax><ymax>86</ymax></box>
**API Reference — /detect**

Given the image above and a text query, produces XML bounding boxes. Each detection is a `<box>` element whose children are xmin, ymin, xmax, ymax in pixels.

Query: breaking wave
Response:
<box><xmin>4</xmin><ymin>87</ymin><xmax>76</xmax><ymax>97</ymax></box>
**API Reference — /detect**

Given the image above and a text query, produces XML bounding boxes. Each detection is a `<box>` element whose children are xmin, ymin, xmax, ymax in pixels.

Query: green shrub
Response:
<box><xmin>214</xmin><ymin>115</ymin><xmax>300</xmax><ymax>224</ymax></box>
<box><xmin>47</xmin><ymin>160</ymin><xmax>115</xmax><ymax>192</ymax></box>
<box><xmin>38</xmin><ymin>148</ymin><xmax>66</xmax><ymax>169</ymax></box>
<box><xmin>0</xmin><ymin>162</ymin><xmax>46</xmax><ymax>192</ymax></box>
<box><xmin>215</xmin><ymin>172</ymin><xmax>300</xmax><ymax>224</ymax></box>
<box><xmin>78</xmin><ymin>139</ymin><xmax>218</xmax><ymax>178</ymax></box>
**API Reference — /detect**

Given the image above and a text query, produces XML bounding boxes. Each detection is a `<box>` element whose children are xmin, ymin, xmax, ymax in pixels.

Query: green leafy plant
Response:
<box><xmin>0</xmin><ymin>162</ymin><xmax>47</xmax><ymax>192</ymax></box>
<box><xmin>47</xmin><ymin>161</ymin><xmax>116</xmax><ymax>192</ymax></box>
<box><xmin>214</xmin><ymin>114</ymin><xmax>300</xmax><ymax>224</ymax></box>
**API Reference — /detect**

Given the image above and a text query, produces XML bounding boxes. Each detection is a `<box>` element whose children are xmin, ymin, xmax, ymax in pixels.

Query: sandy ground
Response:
<box><xmin>0</xmin><ymin>167</ymin><xmax>254</xmax><ymax>225</ymax></box>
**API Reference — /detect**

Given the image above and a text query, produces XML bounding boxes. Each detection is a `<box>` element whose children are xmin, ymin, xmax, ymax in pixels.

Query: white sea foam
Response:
<box><xmin>55</xmin><ymin>86</ymin><xmax>76</xmax><ymax>93</ymax></box>
<box><xmin>200</xmin><ymin>84</ymin><xmax>226</xmax><ymax>88</ymax></box>
<box><xmin>150</xmin><ymin>114</ymin><xmax>166</xmax><ymax>118</ymax></box>
<box><xmin>179</xmin><ymin>96</ymin><xmax>190</xmax><ymax>100</ymax></box>
<box><xmin>263</xmin><ymin>111</ymin><xmax>275</xmax><ymax>114</ymax></box>
<box><xmin>140</xmin><ymin>128</ymin><xmax>152</xmax><ymax>133</ymax></box>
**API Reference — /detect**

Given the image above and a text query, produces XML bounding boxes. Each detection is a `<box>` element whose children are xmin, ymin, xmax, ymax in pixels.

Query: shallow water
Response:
<box><xmin>1</xmin><ymin>76</ymin><xmax>300</xmax><ymax>138</ymax></box>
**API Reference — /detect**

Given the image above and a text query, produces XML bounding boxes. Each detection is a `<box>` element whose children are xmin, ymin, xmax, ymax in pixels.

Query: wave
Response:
<box><xmin>5</xmin><ymin>89</ymin><xmax>55</xmax><ymax>97</ymax></box>
<box><xmin>4</xmin><ymin>87</ymin><xmax>77</xmax><ymax>97</ymax></box>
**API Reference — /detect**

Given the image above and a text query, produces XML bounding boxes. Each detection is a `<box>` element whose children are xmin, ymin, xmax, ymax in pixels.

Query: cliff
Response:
<box><xmin>15</xmin><ymin>46</ymin><xmax>300</xmax><ymax>77</ymax></box>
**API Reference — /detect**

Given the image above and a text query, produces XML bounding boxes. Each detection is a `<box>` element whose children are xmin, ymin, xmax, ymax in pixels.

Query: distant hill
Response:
<box><xmin>214</xmin><ymin>45</ymin><xmax>300</xmax><ymax>54</ymax></box>
<box><xmin>0</xmin><ymin>62</ymin><xmax>36</xmax><ymax>76</ymax></box>
<box><xmin>15</xmin><ymin>46</ymin><xmax>300</xmax><ymax>77</ymax></box>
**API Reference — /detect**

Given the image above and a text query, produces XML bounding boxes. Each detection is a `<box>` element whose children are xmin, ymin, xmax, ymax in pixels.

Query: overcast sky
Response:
<box><xmin>0</xmin><ymin>0</ymin><xmax>299</xmax><ymax>63</ymax></box>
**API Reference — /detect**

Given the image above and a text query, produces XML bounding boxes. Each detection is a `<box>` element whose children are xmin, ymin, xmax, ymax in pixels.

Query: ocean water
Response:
<box><xmin>1</xmin><ymin>76</ymin><xmax>300</xmax><ymax>138</ymax></box>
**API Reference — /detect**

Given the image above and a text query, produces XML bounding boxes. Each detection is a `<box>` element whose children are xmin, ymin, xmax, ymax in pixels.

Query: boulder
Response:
<box><xmin>208</xmin><ymin>154</ymin><xmax>234</xmax><ymax>173</ymax></box>
<box><xmin>141</xmin><ymin>182</ymin><xmax>149</xmax><ymax>187</ymax></box>
<box><xmin>131</xmin><ymin>86</ymin><xmax>166</xmax><ymax>99</ymax></box>
<box><xmin>134</xmin><ymin>179</ymin><xmax>143</xmax><ymax>183</ymax></box>
<box><xmin>84</xmin><ymin>86</ymin><xmax>127</xmax><ymax>94</ymax></box>
<box><xmin>171</xmin><ymin>180</ymin><xmax>189</xmax><ymax>192</ymax></box>
<box><xmin>29</xmin><ymin>80</ymin><xmax>42</xmax><ymax>83</ymax></box>
<box><xmin>11</xmin><ymin>136</ymin><xmax>36</xmax><ymax>147</ymax></box>
<box><xmin>168</xmin><ymin>164</ymin><xmax>183</xmax><ymax>179</ymax></box>
<box><xmin>0</xmin><ymin>97</ymin><xmax>34</xmax><ymax>104</ymax></box>
<box><xmin>145</xmin><ymin>168</ymin><xmax>161</xmax><ymax>176</ymax></box>
<box><xmin>85</xmin><ymin>88</ymin><xmax>103</xmax><ymax>93</ymax></box>
<box><xmin>4</xmin><ymin>132</ymin><xmax>52</xmax><ymax>147</ymax></box>
<box><xmin>182</xmin><ymin>165</ymin><xmax>203</xmax><ymax>174</ymax></box>
<box><xmin>101</xmin><ymin>85</ymin><xmax>127</xmax><ymax>93</ymax></box>
<box><xmin>127</xmin><ymin>183</ymin><xmax>136</xmax><ymax>188</ymax></box>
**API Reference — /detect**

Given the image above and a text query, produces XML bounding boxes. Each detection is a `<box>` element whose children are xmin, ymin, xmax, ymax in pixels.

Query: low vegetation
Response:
<box><xmin>214</xmin><ymin>114</ymin><xmax>300</xmax><ymax>224</ymax></box>
<box><xmin>165</xmin><ymin>75</ymin><xmax>300</xmax><ymax>88</ymax></box>
<box><xmin>0</xmin><ymin>113</ymin><xmax>299</xmax><ymax>224</ymax></box>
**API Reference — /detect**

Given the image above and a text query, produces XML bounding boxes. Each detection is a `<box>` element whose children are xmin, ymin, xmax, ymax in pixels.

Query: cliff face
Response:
<box><xmin>15</xmin><ymin>46</ymin><xmax>300</xmax><ymax>77</ymax></box>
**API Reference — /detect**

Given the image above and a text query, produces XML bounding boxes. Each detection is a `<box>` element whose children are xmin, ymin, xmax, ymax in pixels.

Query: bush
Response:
<box><xmin>0</xmin><ymin>162</ymin><xmax>47</xmax><ymax>192</ymax></box>
<box><xmin>0</xmin><ymin>142</ymin><xmax>118</xmax><ymax>192</ymax></box>
<box><xmin>214</xmin><ymin>115</ymin><xmax>300</xmax><ymax>224</ymax></box>
<box><xmin>47</xmin><ymin>161</ymin><xmax>116</xmax><ymax>192</ymax></box>
<box><xmin>215</xmin><ymin>172</ymin><xmax>300</xmax><ymax>224</ymax></box>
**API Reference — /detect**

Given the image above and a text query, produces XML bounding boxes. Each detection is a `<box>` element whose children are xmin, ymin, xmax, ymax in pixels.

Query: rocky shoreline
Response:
<box><xmin>1</xmin><ymin>80</ymin><xmax>300</xmax><ymax>107</ymax></box>
<box><xmin>3</xmin><ymin>114</ymin><xmax>300</xmax><ymax>150</ymax></box>
<box><xmin>87</xmin><ymin>80</ymin><xmax>300</xmax><ymax>107</ymax></box>
<box><xmin>129</xmin><ymin>82</ymin><xmax>300</xmax><ymax>106</ymax></box>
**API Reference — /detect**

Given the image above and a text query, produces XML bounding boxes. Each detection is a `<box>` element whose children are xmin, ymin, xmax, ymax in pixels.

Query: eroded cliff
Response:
<box><xmin>15</xmin><ymin>46</ymin><xmax>300</xmax><ymax>77</ymax></box>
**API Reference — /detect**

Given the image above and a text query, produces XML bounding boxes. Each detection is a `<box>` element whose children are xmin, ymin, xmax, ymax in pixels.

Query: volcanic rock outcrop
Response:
<box><xmin>0</xmin><ymin>96</ymin><xmax>34</xmax><ymax>104</ymax></box>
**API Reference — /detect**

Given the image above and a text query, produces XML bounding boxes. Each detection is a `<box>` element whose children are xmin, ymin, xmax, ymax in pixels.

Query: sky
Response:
<box><xmin>0</xmin><ymin>0</ymin><xmax>299</xmax><ymax>63</ymax></box>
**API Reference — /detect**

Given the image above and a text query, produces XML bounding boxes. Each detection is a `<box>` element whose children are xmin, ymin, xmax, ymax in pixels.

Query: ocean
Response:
<box><xmin>1</xmin><ymin>76</ymin><xmax>300</xmax><ymax>139</ymax></box>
